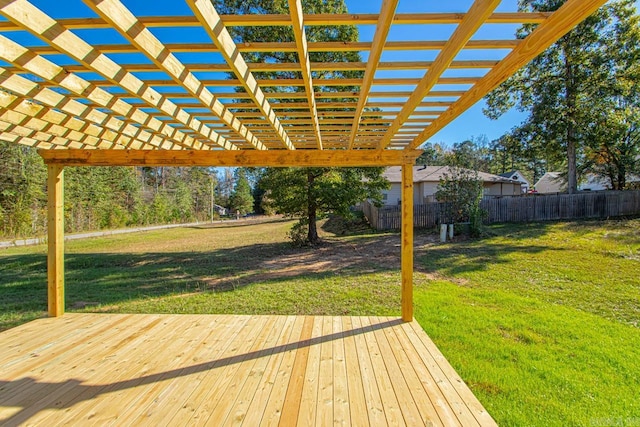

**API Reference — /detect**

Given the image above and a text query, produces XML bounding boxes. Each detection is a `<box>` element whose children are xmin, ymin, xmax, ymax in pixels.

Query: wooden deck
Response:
<box><xmin>0</xmin><ymin>314</ymin><xmax>496</xmax><ymax>426</ymax></box>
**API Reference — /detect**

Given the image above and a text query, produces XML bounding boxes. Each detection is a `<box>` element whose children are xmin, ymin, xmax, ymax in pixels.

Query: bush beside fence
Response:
<box><xmin>363</xmin><ymin>190</ymin><xmax>640</xmax><ymax>231</ymax></box>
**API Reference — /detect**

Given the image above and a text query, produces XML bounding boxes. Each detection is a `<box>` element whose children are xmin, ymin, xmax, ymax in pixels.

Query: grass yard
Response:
<box><xmin>1</xmin><ymin>216</ymin><xmax>639</xmax><ymax>425</ymax></box>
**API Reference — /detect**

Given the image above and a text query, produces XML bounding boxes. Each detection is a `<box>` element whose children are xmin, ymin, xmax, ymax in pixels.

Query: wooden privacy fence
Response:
<box><xmin>363</xmin><ymin>190</ymin><xmax>640</xmax><ymax>230</ymax></box>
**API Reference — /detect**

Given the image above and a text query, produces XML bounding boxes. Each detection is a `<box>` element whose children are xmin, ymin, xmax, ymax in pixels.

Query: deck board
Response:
<box><xmin>0</xmin><ymin>314</ymin><xmax>496</xmax><ymax>426</ymax></box>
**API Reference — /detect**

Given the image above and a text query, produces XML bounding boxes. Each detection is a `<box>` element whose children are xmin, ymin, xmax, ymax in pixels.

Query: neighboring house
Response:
<box><xmin>498</xmin><ymin>170</ymin><xmax>530</xmax><ymax>193</ymax></box>
<box><xmin>534</xmin><ymin>172</ymin><xmax>566</xmax><ymax>193</ymax></box>
<box><xmin>579</xmin><ymin>174</ymin><xmax>610</xmax><ymax>191</ymax></box>
<box><xmin>534</xmin><ymin>172</ymin><xmax>640</xmax><ymax>193</ymax></box>
<box><xmin>213</xmin><ymin>204</ymin><xmax>227</xmax><ymax>216</ymax></box>
<box><xmin>381</xmin><ymin>166</ymin><xmax>521</xmax><ymax>206</ymax></box>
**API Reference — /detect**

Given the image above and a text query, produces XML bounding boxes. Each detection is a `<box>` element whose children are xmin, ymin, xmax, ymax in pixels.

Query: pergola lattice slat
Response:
<box><xmin>406</xmin><ymin>0</ymin><xmax>611</xmax><ymax>150</ymax></box>
<box><xmin>0</xmin><ymin>93</ymin><xmax>158</xmax><ymax>150</ymax></box>
<box><xmin>0</xmin><ymin>12</ymin><xmax>554</xmax><ymax>31</ymax></box>
<box><xmin>25</xmin><ymin>39</ymin><xmax>522</xmax><ymax>55</ymax></box>
<box><xmin>0</xmin><ymin>66</ymin><xmax>182</xmax><ymax>150</ymax></box>
<box><xmin>0</xmin><ymin>0</ymin><xmax>237</xmax><ymax>151</ymax></box>
<box><xmin>347</xmin><ymin>0</ymin><xmax>398</xmax><ymax>150</ymax></box>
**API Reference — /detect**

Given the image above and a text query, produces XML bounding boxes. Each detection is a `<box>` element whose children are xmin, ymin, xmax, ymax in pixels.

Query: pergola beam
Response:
<box><xmin>25</xmin><ymin>39</ymin><xmax>521</xmax><ymax>55</ymax></box>
<box><xmin>39</xmin><ymin>149</ymin><xmax>423</xmax><ymax>167</ymax></box>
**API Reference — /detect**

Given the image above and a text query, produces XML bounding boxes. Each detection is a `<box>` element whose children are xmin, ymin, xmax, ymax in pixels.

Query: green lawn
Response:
<box><xmin>1</xmin><ymin>217</ymin><xmax>639</xmax><ymax>425</ymax></box>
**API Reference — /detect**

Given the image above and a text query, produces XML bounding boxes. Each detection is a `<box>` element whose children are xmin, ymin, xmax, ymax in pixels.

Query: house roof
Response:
<box><xmin>383</xmin><ymin>166</ymin><xmax>515</xmax><ymax>184</ymax></box>
<box><xmin>0</xmin><ymin>0</ymin><xmax>607</xmax><ymax>168</ymax></box>
<box><xmin>498</xmin><ymin>171</ymin><xmax>517</xmax><ymax>178</ymax></box>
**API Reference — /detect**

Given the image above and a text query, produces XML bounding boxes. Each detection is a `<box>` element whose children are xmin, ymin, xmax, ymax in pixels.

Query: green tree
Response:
<box><xmin>229</xmin><ymin>169</ymin><xmax>254</xmax><ymax>215</ymax></box>
<box><xmin>485</xmin><ymin>0</ymin><xmax>639</xmax><ymax>193</ymax></box>
<box><xmin>216</xmin><ymin>0</ymin><xmax>385</xmax><ymax>244</ymax></box>
<box><xmin>416</xmin><ymin>142</ymin><xmax>446</xmax><ymax>166</ymax></box>
<box><xmin>258</xmin><ymin>167</ymin><xmax>388</xmax><ymax>244</ymax></box>
<box><xmin>0</xmin><ymin>142</ymin><xmax>46</xmax><ymax>236</ymax></box>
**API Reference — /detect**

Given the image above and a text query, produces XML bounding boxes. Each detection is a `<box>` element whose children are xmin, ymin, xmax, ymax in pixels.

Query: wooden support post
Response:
<box><xmin>47</xmin><ymin>165</ymin><xmax>65</xmax><ymax>317</ymax></box>
<box><xmin>401</xmin><ymin>163</ymin><xmax>414</xmax><ymax>321</ymax></box>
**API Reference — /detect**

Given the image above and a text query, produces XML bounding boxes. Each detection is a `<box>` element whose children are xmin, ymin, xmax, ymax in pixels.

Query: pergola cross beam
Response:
<box><xmin>0</xmin><ymin>12</ymin><xmax>555</xmax><ymax>31</ymax></box>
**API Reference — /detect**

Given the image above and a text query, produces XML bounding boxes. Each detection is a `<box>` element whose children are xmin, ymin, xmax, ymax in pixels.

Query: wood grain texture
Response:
<box><xmin>401</xmin><ymin>164</ymin><xmax>414</xmax><ymax>322</ymax></box>
<box><xmin>288</xmin><ymin>0</ymin><xmax>322</xmax><ymax>150</ymax></box>
<box><xmin>187</xmin><ymin>0</ymin><xmax>295</xmax><ymax>150</ymax></box>
<box><xmin>0</xmin><ymin>314</ymin><xmax>498</xmax><ymax>426</ymax></box>
<box><xmin>379</xmin><ymin>0</ymin><xmax>502</xmax><ymax>149</ymax></box>
<box><xmin>39</xmin><ymin>149</ymin><xmax>423</xmax><ymax>167</ymax></box>
<box><xmin>83</xmin><ymin>0</ymin><xmax>267</xmax><ymax>151</ymax></box>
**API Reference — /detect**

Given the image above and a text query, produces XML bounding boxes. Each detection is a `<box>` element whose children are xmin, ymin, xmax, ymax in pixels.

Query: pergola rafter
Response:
<box><xmin>0</xmin><ymin>119</ymin><xmax>101</xmax><ymax>149</ymax></box>
<box><xmin>0</xmin><ymin>93</ymin><xmax>158</xmax><ymax>150</ymax></box>
<box><xmin>0</xmin><ymin>66</ymin><xmax>179</xmax><ymax>150</ymax></box>
<box><xmin>288</xmin><ymin>0</ymin><xmax>323</xmax><ymax>150</ymax></box>
<box><xmin>347</xmin><ymin>0</ymin><xmax>398</xmax><ymax>150</ymax></box>
<box><xmin>405</xmin><ymin>0</ymin><xmax>612</xmax><ymax>150</ymax></box>
<box><xmin>0</xmin><ymin>0</ymin><xmax>608</xmax><ymax>322</ymax></box>
<box><xmin>0</xmin><ymin>0</ymin><xmax>236</xmax><ymax>151</ymax></box>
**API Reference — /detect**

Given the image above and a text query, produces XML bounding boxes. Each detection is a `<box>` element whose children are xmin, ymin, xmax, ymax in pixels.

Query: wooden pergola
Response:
<box><xmin>0</xmin><ymin>0</ymin><xmax>607</xmax><ymax>322</ymax></box>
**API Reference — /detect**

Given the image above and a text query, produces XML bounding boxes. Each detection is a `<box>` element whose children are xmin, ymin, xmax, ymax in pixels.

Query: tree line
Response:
<box><xmin>0</xmin><ymin>143</ymin><xmax>257</xmax><ymax>238</ymax></box>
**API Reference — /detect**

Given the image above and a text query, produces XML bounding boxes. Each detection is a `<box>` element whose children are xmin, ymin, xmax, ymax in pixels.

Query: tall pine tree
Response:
<box><xmin>485</xmin><ymin>0</ymin><xmax>640</xmax><ymax>192</ymax></box>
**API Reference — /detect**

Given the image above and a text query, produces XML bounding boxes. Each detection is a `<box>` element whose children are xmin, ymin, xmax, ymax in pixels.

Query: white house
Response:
<box><xmin>498</xmin><ymin>170</ymin><xmax>530</xmax><ymax>193</ymax></box>
<box><xmin>535</xmin><ymin>172</ymin><xmax>618</xmax><ymax>193</ymax></box>
<box><xmin>381</xmin><ymin>166</ymin><xmax>522</xmax><ymax>206</ymax></box>
<box><xmin>534</xmin><ymin>172</ymin><xmax>565</xmax><ymax>193</ymax></box>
